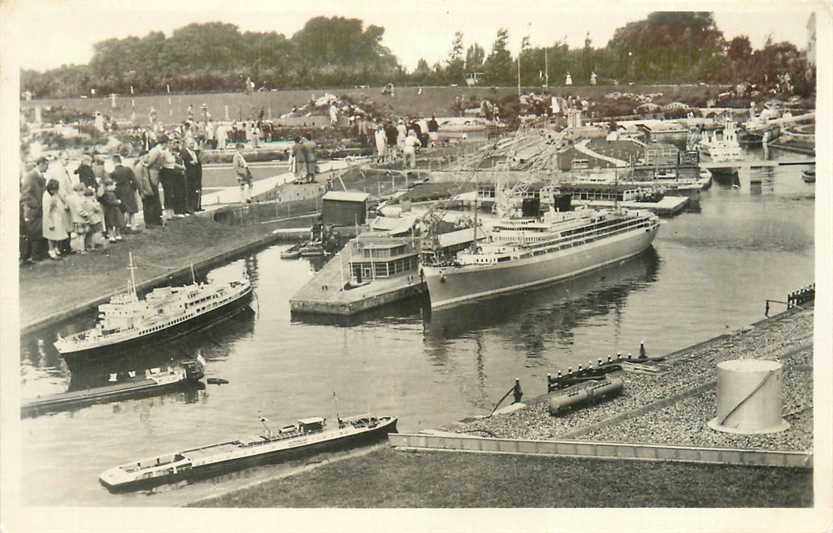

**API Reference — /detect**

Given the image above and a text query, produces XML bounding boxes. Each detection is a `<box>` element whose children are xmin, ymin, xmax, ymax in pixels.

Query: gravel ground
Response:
<box><xmin>445</xmin><ymin>307</ymin><xmax>814</xmax><ymax>451</ymax></box>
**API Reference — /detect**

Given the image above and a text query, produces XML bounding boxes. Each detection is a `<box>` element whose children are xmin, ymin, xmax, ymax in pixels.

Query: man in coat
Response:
<box><xmin>181</xmin><ymin>139</ymin><xmax>203</xmax><ymax>212</ymax></box>
<box><xmin>302</xmin><ymin>135</ymin><xmax>317</xmax><ymax>183</ymax></box>
<box><xmin>133</xmin><ymin>152</ymin><xmax>162</xmax><ymax>228</ymax></box>
<box><xmin>232</xmin><ymin>143</ymin><xmax>253</xmax><ymax>204</ymax></box>
<box><xmin>21</xmin><ymin>157</ymin><xmax>49</xmax><ymax>261</ymax></box>
<box><xmin>291</xmin><ymin>137</ymin><xmax>307</xmax><ymax>181</ymax></box>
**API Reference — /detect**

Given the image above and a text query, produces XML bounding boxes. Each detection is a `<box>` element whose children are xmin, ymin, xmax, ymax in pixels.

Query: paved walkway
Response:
<box><xmin>133</xmin><ymin>159</ymin><xmax>358</xmax><ymax>226</ymax></box>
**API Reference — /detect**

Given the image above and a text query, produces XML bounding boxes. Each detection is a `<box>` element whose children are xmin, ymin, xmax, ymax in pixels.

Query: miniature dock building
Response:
<box><xmin>348</xmin><ymin>237</ymin><xmax>420</xmax><ymax>283</ymax></box>
<box><xmin>322</xmin><ymin>191</ymin><xmax>371</xmax><ymax>227</ymax></box>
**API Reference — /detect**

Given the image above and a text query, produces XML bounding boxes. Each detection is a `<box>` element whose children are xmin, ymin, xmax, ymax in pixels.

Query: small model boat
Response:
<box><xmin>54</xmin><ymin>253</ymin><xmax>253</xmax><ymax>358</ymax></box>
<box><xmin>280</xmin><ymin>244</ymin><xmax>302</xmax><ymax>259</ymax></box>
<box><xmin>801</xmin><ymin>169</ymin><xmax>815</xmax><ymax>183</ymax></box>
<box><xmin>100</xmin><ymin>413</ymin><xmax>397</xmax><ymax>492</ymax></box>
<box><xmin>21</xmin><ymin>359</ymin><xmax>205</xmax><ymax>417</ymax></box>
<box><xmin>299</xmin><ymin>241</ymin><xmax>325</xmax><ymax>257</ymax></box>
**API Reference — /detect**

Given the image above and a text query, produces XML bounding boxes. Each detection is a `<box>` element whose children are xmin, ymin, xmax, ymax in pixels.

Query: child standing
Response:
<box><xmin>42</xmin><ymin>179</ymin><xmax>69</xmax><ymax>260</ymax></box>
<box><xmin>66</xmin><ymin>183</ymin><xmax>90</xmax><ymax>254</ymax></box>
<box><xmin>100</xmin><ymin>178</ymin><xmax>124</xmax><ymax>243</ymax></box>
<box><xmin>82</xmin><ymin>186</ymin><xmax>105</xmax><ymax>249</ymax></box>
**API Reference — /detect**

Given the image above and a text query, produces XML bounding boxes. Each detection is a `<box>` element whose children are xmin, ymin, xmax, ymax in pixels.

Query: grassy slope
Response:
<box><xmin>19</xmin><ymin>213</ymin><xmax>310</xmax><ymax>330</ymax></box>
<box><xmin>22</xmin><ymin>85</ymin><xmax>722</xmax><ymax>124</ymax></box>
<box><xmin>191</xmin><ymin>447</ymin><xmax>811</xmax><ymax>508</ymax></box>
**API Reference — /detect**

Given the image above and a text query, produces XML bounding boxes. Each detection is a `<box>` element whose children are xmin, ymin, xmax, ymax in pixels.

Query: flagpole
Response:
<box><xmin>517</xmin><ymin>55</ymin><xmax>521</xmax><ymax>97</ymax></box>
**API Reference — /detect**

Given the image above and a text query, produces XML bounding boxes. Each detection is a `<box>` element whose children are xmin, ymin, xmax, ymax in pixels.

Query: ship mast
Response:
<box><xmin>127</xmin><ymin>252</ymin><xmax>138</xmax><ymax>301</ymax></box>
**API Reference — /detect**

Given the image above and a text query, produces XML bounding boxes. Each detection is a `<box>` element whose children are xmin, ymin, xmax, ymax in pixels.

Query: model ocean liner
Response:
<box><xmin>54</xmin><ymin>253</ymin><xmax>253</xmax><ymax>356</ymax></box>
<box><xmin>423</xmin><ymin>194</ymin><xmax>659</xmax><ymax>310</ymax></box>
<box><xmin>99</xmin><ymin>413</ymin><xmax>398</xmax><ymax>492</ymax></box>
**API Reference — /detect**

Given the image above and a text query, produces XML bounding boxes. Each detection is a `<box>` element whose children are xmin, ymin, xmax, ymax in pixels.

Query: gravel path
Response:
<box><xmin>444</xmin><ymin>307</ymin><xmax>814</xmax><ymax>451</ymax></box>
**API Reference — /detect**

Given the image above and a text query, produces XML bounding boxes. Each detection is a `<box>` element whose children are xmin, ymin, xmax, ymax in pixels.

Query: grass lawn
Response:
<box><xmin>190</xmin><ymin>447</ymin><xmax>812</xmax><ymax>508</ymax></box>
<box><xmin>23</xmin><ymin>85</ymin><xmax>725</xmax><ymax>125</ymax></box>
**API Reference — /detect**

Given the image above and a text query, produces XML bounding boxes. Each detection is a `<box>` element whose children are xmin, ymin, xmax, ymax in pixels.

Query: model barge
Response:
<box><xmin>99</xmin><ymin>413</ymin><xmax>397</xmax><ymax>492</ymax></box>
<box><xmin>21</xmin><ymin>360</ymin><xmax>205</xmax><ymax>418</ymax></box>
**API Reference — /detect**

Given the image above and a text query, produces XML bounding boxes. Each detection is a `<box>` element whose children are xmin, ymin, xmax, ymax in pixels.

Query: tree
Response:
<box><xmin>484</xmin><ymin>28</ymin><xmax>513</xmax><ymax>85</ymax></box>
<box><xmin>607</xmin><ymin>11</ymin><xmax>726</xmax><ymax>82</ymax></box>
<box><xmin>465</xmin><ymin>43</ymin><xmax>485</xmax><ymax>73</ymax></box>
<box><xmin>581</xmin><ymin>32</ymin><xmax>594</xmax><ymax>82</ymax></box>
<box><xmin>413</xmin><ymin>58</ymin><xmax>433</xmax><ymax>84</ymax></box>
<box><xmin>445</xmin><ymin>31</ymin><xmax>465</xmax><ymax>84</ymax></box>
<box><xmin>727</xmin><ymin>35</ymin><xmax>752</xmax><ymax>63</ymax></box>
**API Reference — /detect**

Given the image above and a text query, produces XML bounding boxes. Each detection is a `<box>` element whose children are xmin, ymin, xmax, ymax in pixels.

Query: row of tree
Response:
<box><xmin>22</xmin><ymin>12</ymin><xmax>815</xmax><ymax>98</ymax></box>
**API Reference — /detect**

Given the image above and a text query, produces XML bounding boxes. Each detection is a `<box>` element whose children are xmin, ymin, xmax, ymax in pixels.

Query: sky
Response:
<box><xmin>10</xmin><ymin>0</ymin><xmax>819</xmax><ymax>72</ymax></box>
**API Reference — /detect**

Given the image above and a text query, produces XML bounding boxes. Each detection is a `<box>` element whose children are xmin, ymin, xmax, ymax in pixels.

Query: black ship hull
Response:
<box><xmin>61</xmin><ymin>288</ymin><xmax>253</xmax><ymax>366</ymax></box>
<box><xmin>101</xmin><ymin>417</ymin><xmax>398</xmax><ymax>493</ymax></box>
<box><xmin>21</xmin><ymin>378</ymin><xmax>202</xmax><ymax>418</ymax></box>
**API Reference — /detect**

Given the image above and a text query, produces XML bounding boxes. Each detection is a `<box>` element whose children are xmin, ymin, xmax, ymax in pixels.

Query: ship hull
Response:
<box><xmin>59</xmin><ymin>287</ymin><xmax>253</xmax><ymax>362</ymax></box>
<box><xmin>100</xmin><ymin>418</ymin><xmax>398</xmax><ymax>492</ymax></box>
<box><xmin>21</xmin><ymin>377</ymin><xmax>199</xmax><ymax>418</ymax></box>
<box><xmin>424</xmin><ymin>224</ymin><xmax>658</xmax><ymax>310</ymax></box>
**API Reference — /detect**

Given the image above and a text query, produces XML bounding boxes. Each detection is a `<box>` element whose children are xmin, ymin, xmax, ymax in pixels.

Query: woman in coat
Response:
<box><xmin>110</xmin><ymin>154</ymin><xmax>139</xmax><ymax>230</ymax></box>
<box><xmin>42</xmin><ymin>179</ymin><xmax>70</xmax><ymax>259</ymax></box>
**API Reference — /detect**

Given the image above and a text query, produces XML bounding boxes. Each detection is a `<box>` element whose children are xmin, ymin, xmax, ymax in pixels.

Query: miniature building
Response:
<box><xmin>322</xmin><ymin>191</ymin><xmax>370</xmax><ymax>227</ymax></box>
<box><xmin>643</xmin><ymin>142</ymin><xmax>680</xmax><ymax>166</ymax></box>
<box><xmin>349</xmin><ymin>237</ymin><xmax>419</xmax><ymax>282</ymax></box>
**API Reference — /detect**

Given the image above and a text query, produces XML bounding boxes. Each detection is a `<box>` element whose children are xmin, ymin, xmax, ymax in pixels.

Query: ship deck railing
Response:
<box><xmin>462</xmin><ymin>218</ymin><xmax>656</xmax><ymax>265</ymax></box>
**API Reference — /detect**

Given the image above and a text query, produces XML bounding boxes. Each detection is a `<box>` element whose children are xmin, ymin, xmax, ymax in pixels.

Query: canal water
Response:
<box><xmin>18</xmin><ymin>147</ymin><xmax>814</xmax><ymax>506</ymax></box>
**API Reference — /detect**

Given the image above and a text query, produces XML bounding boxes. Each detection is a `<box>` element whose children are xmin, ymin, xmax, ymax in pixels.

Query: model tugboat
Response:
<box><xmin>54</xmin><ymin>253</ymin><xmax>253</xmax><ymax>358</ymax></box>
<box><xmin>99</xmin><ymin>413</ymin><xmax>398</xmax><ymax>492</ymax></box>
<box><xmin>21</xmin><ymin>358</ymin><xmax>205</xmax><ymax>417</ymax></box>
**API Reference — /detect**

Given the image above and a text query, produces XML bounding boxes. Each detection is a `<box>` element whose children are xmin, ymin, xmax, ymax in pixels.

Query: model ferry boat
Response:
<box><xmin>99</xmin><ymin>413</ymin><xmax>398</xmax><ymax>492</ymax></box>
<box><xmin>423</xmin><ymin>200</ymin><xmax>659</xmax><ymax>310</ymax></box>
<box><xmin>54</xmin><ymin>253</ymin><xmax>253</xmax><ymax>357</ymax></box>
<box><xmin>21</xmin><ymin>358</ymin><xmax>205</xmax><ymax>417</ymax></box>
<box><xmin>698</xmin><ymin>120</ymin><xmax>744</xmax><ymax>163</ymax></box>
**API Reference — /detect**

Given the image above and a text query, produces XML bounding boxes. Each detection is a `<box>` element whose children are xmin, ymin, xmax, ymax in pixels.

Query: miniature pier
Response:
<box><xmin>289</xmin><ymin>236</ymin><xmax>427</xmax><ymax>316</ymax></box>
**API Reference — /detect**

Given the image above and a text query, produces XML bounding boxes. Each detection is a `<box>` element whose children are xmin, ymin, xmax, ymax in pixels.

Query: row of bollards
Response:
<box><xmin>765</xmin><ymin>283</ymin><xmax>816</xmax><ymax>317</ymax></box>
<box><xmin>545</xmin><ymin>343</ymin><xmax>649</xmax><ymax>393</ymax></box>
<box><xmin>787</xmin><ymin>283</ymin><xmax>815</xmax><ymax>309</ymax></box>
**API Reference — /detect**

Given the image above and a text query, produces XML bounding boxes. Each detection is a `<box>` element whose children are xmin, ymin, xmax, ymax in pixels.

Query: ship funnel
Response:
<box><xmin>708</xmin><ymin>359</ymin><xmax>789</xmax><ymax>434</ymax></box>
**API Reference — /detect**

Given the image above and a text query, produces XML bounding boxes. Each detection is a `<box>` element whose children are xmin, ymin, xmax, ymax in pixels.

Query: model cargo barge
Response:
<box><xmin>21</xmin><ymin>360</ymin><xmax>205</xmax><ymax>418</ymax></box>
<box><xmin>99</xmin><ymin>414</ymin><xmax>397</xmax><ymax>492</ymax></box>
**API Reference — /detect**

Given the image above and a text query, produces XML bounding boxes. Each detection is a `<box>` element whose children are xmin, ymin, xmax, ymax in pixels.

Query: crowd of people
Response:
<box><xmin>20</xmin><ymin>134</ymin><xmax>204</xmax><ymax>265</ymax></box>
<box><xmin>354</xmin><ymin>115</ymin><xmax>438</xmax><ymax>168</ymax></box>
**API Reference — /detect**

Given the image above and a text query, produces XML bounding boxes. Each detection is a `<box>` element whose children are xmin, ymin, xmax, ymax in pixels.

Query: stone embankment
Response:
<box><xmin>445</xmin><ymin>306</ymin><xmax>814</xmax><ymax>451</ymax></box>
